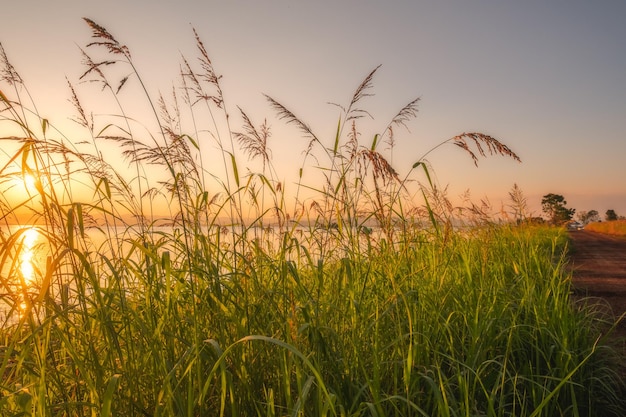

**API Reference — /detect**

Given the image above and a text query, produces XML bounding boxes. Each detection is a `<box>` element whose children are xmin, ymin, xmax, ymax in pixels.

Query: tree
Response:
<box><xmin>606</xmin><ymin>209</ymin><xmax>618</xmax><ymax>221</ymax></box>
<box><xmin>541</xmin><ymin>193</ymin><xmax>575</xmax><ymax>225</ymax></box>
<box><xmin>578</xmin><ymin>209</ymin><xmax>599</xmax><ymax>225</ymax></box>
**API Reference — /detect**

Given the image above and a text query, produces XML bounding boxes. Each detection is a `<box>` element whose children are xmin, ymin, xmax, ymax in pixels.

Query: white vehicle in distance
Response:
<box><xmin>567</xmin><ymin>221</ymin><xmax>584</xmax><ymax>231</ymax></box>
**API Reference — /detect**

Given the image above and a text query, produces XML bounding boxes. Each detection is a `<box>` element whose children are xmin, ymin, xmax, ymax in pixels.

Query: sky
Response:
<box><xmin>1</xmin><ymin>0</ymin><xmax>625</xmax><ymax>220</ymax></box>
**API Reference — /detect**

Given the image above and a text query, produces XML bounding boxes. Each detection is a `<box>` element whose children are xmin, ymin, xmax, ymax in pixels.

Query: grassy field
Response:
<box><xmin>1</xmin><ymin>19</ymin><xmax>625</xmax><ymax>416</ymax></box>
<box><xmin>584</xmin><ymin>220</ymin><xmax>626</xmax><ymax>237</ymax></box>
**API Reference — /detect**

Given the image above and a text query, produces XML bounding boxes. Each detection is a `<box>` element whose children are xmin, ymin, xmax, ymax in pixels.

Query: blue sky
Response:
<box><xmin>2</xmin><ymin>1</ymin><xmax>625</xmax><ymax>218</ymax></box>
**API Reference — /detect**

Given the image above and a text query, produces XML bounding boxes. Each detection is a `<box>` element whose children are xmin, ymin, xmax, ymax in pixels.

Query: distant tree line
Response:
<box><xmin>505</xmin><ymin>186</ymin><xmax>622</xmax><ymax>226</ymax></box>
<box><xmin>539</xmin><ymin>193</ymin><xmax>623</xmax><ymax>225</ymax></box>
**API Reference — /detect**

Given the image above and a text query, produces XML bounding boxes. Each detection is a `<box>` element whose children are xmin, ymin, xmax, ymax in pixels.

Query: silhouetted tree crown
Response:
<box><xmin>605</xmin><ymin>209</ymin><xmax>618</xmax><ymax>221</ymax></box>
<box><xmin>541</xmin><ymin>193</ymin><xmax>575</xmax><ymax>225</ymax></box>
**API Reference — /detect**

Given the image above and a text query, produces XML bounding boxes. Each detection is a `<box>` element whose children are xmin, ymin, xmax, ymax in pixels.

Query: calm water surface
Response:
<box><xmin>1</xmin><ymin>222</ymin><xmax>392</xmax><ymax>324</ymax></box>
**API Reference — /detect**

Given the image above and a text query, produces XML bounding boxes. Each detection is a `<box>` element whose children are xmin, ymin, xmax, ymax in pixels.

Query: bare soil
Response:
<box><xmin>568</xmin><ymin>230</ymin><xmax>626</xmax><ymax>321</ymax></box>
<box><xmin>567</xmin><ymin>230</ymin><xmax>626</xmax><ymax>382</ymax></box>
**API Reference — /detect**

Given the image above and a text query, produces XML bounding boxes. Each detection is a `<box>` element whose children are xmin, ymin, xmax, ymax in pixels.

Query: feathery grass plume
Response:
<box><xmin>67</xmin><ymin>78</ymin><xmax>93</xmax><ymax>132</ymax></box>
<box><xmin>192</xmin><ymin>27</ymin><xmax>223</xmax><ymax>108</ymax></box>
<box><xmin>383</xmin><ymin>97</ymin><xmax>421</xmax><ymax>160</ymax></box>
<box><xmin>234</xmin><ymin>106</ymin><xmax>272</xmax><ymax>171</ymax></box>
<box><xmin>453</xmin><ymin>132</ymin><xmax>521</xmax><ymax>166</ymax></box>
<box><xmin>264</xmin><ymin>94</ymin><xmax>319</xmax><ymax>152</ymax></box>
<box><xmin>80</xmin><ymin>19</ymin><xmax>132</xmax><ymax>93</ymax></box>
<box><xmin>179</xmin><ymin>26</ymin><xmax>249</xmax><ymax>229</ymax></box>
<box><xmin>508</xmin><ymin>182</ymin><xmax>530</xmax><ymax>223</ymax></box>
<box><xmin>78</xmin><ymin>47</ymin><xmax>114</xmax><ymax>91</ymax></box>
<box><xmin>263</xmin><ymin>93</ymin><xmax>324</xmax><ymax>224</ymax></box>
<box><xmin>264</xmin><ymin>66</ymin><xmax>396</xmax><ymax>242</ymax></box>
<box><xmin>389</xmin><ymin>97</ymin><xmax>420</xmax><ymax>131</ymax></box>
<box><xmin>158</xmin><ymin>88</ymin><xmax>181</xmax><ymax>134</ymax></box>
<box><xmin>179</xmin><ymin>54</ymin><xmax>208</xmax><ymax>107</ymax></box>
<box><xmin>411</xmin><ymin>131</ymin><xmax>521</xmax><ymax>173</ymax></box>
<box><xmin>233</xmin><ymin>106</ymin><xmax>286</xmax><ymax>230</ymax></box>
<box><xmin>344</xmin><ymin>64</ymin><xmax>380</xmax><ymax>122</ymax></box>
<box><xmin>78</xmin><ymin>21</ymin><xmax>157</xmax><ymax>231</ymax></box>
<box><xmin>0</xmin><ymin>43</ymin><xmax>22</xmax><ymax>86</ymax></box>
<box><xmin>83</xmin><ymin>17</ymin><xmax>130</xmax><ymax>57</ymax></box>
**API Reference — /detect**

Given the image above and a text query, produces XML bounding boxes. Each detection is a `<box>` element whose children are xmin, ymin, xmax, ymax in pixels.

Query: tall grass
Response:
<box><xmin>1</xmin><ymin>19</ymin><xmax>624</xmax><ymax>416</ymax></box>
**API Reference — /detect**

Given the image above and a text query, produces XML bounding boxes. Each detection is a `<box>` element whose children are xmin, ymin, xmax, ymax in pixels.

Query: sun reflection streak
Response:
<box><xmin>19</xmin><ymin>227</ymin><xmax>39</xmax><ymax>284</ymax></box>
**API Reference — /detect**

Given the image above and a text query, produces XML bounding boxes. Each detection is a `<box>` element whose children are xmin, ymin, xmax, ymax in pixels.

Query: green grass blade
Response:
<box><xmin>101</xmin><ymin>373</ymin><xmax>121</xmax><ymax>417</ymax></box>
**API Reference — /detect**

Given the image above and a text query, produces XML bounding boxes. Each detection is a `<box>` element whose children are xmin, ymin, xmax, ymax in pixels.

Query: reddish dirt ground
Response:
<box><xmin>568</xmin><ymin>230</ymin><xmax>626</xmax><ymax>320</ymax></box>
<box><xmin>567</xmin><ymin>229</ymin><xmax>626</xmax><ymax>382</ymax></box>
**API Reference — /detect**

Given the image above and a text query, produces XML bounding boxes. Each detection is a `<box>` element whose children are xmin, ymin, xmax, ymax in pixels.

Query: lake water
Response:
<box><xmin>0</xmin><ymin>221</ymin><xmax>396</xmax><ymax>325</ymax></box>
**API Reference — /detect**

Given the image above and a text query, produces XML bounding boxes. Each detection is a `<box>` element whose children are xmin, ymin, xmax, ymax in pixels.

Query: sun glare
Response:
<box><xmin>19</xmin><ymin>227</ymin><xmax>39</xmax><ymax>284</ymax></box>
<box><xmin>11</xmin><ymin>173</ymin><xmax>39</xmax><ymax>195</ymax></box>
<box><xmin>23</xmin><ymin>173</ymin><xmax>37</xmax><ymax>190</ymax></box>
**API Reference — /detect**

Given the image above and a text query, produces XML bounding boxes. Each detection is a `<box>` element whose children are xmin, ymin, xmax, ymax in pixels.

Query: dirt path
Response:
<box><xmin>566</xmin><ymin>230</ymin><xmax>626</xmax><ymax>417</ymax></box>
<box><xmin>568</xmin><ymin>229</ymin><xmax>626</xmax><ymax>398</ymax></box>
<box><xmin>568</xmin><ymin>230</ymin><xmax>626</xmax><ymax>316</ymax></box>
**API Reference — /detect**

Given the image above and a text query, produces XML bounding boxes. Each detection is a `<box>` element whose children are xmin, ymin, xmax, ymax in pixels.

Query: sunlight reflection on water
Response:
<box><xmin>1</xmin><ymin>223</ymin><xmax>389</xmax><ymax>323</ymax></box>
<box><xmin>0</xmin><ymin>226</ymin><xmax>49</xmax><ymax>322</ymax></box>
<box><xmin>19</xmin><ymin>227</ymin><xmax>39</xmax><ymax>284</ymax></box>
